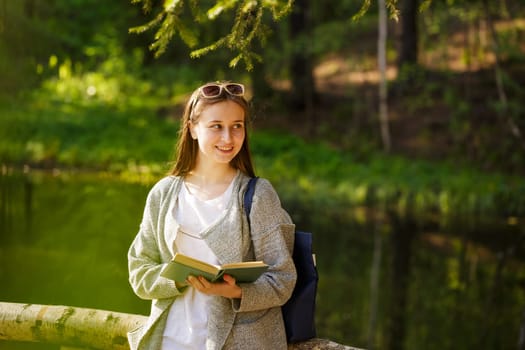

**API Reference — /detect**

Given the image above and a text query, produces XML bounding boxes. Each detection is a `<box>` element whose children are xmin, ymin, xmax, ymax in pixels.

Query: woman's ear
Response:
<box><xmin>189</xmin><ymin>121</ymin><xmax>197</xmax><ymax>140</ymax></box>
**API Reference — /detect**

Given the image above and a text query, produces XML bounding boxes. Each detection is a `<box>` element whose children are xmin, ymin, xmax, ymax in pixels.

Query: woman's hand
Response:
<box><xmin>187</xmin><ymin>274</ymin><xmax>242</xmax><ymax>299</ymax></box>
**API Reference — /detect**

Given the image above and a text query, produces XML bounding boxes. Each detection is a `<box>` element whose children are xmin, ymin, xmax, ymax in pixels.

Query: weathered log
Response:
<box><xmin>0</xmin><ymin>302</ymin><xmax>363</xmax><ymax>350</ymax></box>
<box><xmin>288</xmin><ymin>338</ymin><xmax>364</xmax><ymax>350</ymax></box>
<box><xmin>0</xmin><ymin>302</ymin><xmax>144</xmax><ymax>349</ymax></box>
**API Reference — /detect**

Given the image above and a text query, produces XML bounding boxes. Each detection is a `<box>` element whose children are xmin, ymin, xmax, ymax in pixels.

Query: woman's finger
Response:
<box><xmin>222</xmin><ymin>274</ymin><xmax>237</xmax><ymax>286</ymax></box>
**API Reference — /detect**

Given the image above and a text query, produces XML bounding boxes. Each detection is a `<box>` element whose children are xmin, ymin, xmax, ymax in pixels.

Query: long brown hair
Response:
<box><xmin>168</xmin><ymin>82</ymin><xmax>256</xmax><ymax>177</ymax></box>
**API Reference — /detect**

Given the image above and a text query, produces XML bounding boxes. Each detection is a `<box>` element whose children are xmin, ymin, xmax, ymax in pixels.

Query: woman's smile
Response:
<box><xmin>217</xmin><ymin>145</ymin><xmax>234</xmax><ymax>152</ymax></box>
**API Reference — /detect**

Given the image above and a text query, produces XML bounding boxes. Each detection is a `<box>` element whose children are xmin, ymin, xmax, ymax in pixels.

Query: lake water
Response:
<box><xmin>1</xmin><ymin>169</ymin><xmax>524</xmax><ymax>350</ymax></box>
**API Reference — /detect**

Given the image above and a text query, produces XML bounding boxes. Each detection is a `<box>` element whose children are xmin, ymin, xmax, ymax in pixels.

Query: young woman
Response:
<box><xmin>127</xmin><ymin>82</ymin><xmax>297</xmax><ymax>350</ymax></box>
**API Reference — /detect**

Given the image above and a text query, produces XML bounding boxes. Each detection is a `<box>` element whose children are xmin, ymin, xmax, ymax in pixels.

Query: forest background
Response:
<box><xmin>1</xmin><ymin>0</ymin><xmax>525</xmax><ymax>217</ymax></box>
<box><xmin>1</xmin><ymin>1</ymin><xmax>525</xmax><ymax>349</ymax></box>
<box><xmin>0</xmin><ymin>0</ymin><xmax>525</xmax><ymax>194</ymax></box>
<box><xmin>0</xmin><ymin>0</ymin><xmax>525</xmax><ymax>174</ymax></box>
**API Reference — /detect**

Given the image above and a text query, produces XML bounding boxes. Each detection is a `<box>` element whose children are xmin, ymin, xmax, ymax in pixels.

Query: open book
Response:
<box><xmin>160</xmin><ymin>253</ymin><xmax>269</xmax><ymax>284</ymax></box>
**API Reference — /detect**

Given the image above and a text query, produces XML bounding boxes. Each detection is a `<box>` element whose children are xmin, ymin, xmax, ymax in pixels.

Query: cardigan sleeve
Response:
<box><xmin>233</xmin><ymin>178</ymin><xmax>297</xmax><ymax>312</ymax></box>
<box><xmin>128</xmin><ymin>178</ymin><xmax>185</xmax><ymax>300</ymax></box>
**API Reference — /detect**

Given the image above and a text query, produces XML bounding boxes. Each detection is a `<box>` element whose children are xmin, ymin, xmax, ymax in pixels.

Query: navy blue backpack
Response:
<box><xmin>244</xmin><ymin>177</ymin><xmax>318</xmax><ymax>343</ymax></box>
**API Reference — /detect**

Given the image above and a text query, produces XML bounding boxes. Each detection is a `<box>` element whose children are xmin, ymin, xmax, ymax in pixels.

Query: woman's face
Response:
<box><xmin>190</xmin><ymin>99</ymin><xmax>246</xmax><ymax>168</ymax></box>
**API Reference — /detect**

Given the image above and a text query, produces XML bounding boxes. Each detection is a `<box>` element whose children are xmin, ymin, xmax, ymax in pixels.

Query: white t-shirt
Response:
<box><xmin>161</xmin><ymin>179</ymin><xmax>234</xmax><ymax>350</ymax></box>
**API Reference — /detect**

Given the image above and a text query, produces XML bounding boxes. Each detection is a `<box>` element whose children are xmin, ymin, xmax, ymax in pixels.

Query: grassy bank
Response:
<box><xmin>1</xmin><ymin>93</ymin><xmax>524</xmax><ymax>221</ymax></box>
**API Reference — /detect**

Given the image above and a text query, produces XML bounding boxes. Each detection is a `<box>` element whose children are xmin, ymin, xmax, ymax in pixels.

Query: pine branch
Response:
<box><xmin>128</xmin><ymin>0</ymin><xmax>291</xmax><ymax>70</ymax></box>
<box><xmin>353</xmin><ymin>0</ymin><xmax>400</xmax><ymax>21</ymax></box>
<box><xmin>128</xmin><ymin>11</ymin><xmax>166</xmax><ymax>34</ymax></box>
<box><xmin>264</xmin><ymin>0</ymin><xmax>294</xmax><ymax>20</ymax></box>
<box><xmin>352</xmin><ymin>0</ymin><xmax>371</xmax><ymax>21</ymax></box>
<box><xmin>149</xmin><ymin>12</ymin><xmax>177</xmax><ymax>57</ymax></box>
<box><xmin>386</xmin><ymin>0</ymin><xmax>400</xmax><ymax>21</ymax></box>
<box><xmin>131</xmin><ymin>0</ymin><xmax>154</xmax><ymax>13</ymax></box>
<box><xmin>190</xmin><ymin>37</ymin><xmax>228</xmax><ymax>58</ymax></box>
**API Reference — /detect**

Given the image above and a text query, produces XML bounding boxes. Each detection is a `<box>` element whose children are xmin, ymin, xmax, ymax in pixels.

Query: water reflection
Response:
<box><xmin>0</xmin><ymin>170</ymin><xmax>524</xmax><ymax>350</ymax></box>
<box><xmin>0</xmin><ymin>167</ymin><xmax>32</xmax><ymax>244</ymax></box>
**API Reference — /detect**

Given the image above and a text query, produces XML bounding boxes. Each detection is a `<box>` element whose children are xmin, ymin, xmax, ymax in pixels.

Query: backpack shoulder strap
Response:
<box><xmin>244</xmin><ymin>177</ymin><xmax>259</xmax><ymax>226</ymax></box>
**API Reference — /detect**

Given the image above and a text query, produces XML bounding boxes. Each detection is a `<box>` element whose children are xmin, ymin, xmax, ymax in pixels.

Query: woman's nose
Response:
<box><xmin>221</xmin><ymin>128</ymin><xmax>232</xmax><ymax>141</ymax></box>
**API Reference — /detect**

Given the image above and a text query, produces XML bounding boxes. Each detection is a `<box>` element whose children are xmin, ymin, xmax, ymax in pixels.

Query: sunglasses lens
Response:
<box><xmin>200</xmin><ymin>83</ymin><xmax>244</xmax><ymax>98</ymax></box>
<box><xmin>225</xmin><ymin>84</ymin><xmax>244</xmax><ymax>96</ymax></box>
<box><xmin>201</xmin><ymin>85</ymin><xmax>221</xmax><ymax>97</ymax></box>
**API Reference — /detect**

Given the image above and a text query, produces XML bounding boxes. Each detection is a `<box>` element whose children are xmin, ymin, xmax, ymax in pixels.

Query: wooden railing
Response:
<box><xmin>0</xmin><ymin>302</ymin><xmax>363</xmax><ymax>350</ymax></box>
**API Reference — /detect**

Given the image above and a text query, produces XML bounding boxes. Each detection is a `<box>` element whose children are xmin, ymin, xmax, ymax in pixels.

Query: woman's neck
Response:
<box><xmin>184</xmin><ymin>166</ymin><xmax>237</xmax><ymax>201</ymax></box>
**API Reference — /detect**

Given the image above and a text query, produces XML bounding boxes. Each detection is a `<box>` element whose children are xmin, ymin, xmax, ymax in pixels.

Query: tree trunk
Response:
<box><xmin>250</xmin><ymin>62</ymin><xmax>272</xmax><ymax>102</ymax></box>
<box><xmin>482</xmin><ymin>0</ymin><xmax>525</xmax><ymax>151</ymax></box>
<box><xmin>397</xmin><ymin>0</ymin><xmax>419</xmax><ymax>70</ymax></box>
<box><xmin>378</xmin><ymin>0</ymin><xmax>391</xmax><ymax>152</ymax></box>
<box><xmin>250</xmin><ymin>40</ymin><xmax>274</xmax><ymax>107</ymax></box>
<box><xmin>0</xmin><ymin>0</ymin><xmax>6</xmax><ymax>32</ymax></box>
<box><xmin>289</xmin><ymin>0</ymin><xmax>316</xmax><ymax>132</ymax></box>
<box><xmin>367</xmin><ymin>216</ymin><xmax>383</xmax><ymax>349</ymax></box>
<box><xmin>519</xmin><ymin>306</ymin><xmax>525</xmax><ymax>350</ymax></box>
<box><xmin>24</xmin><ymin>0</ymin><xmax>35</xmax><ymax>18</ymax></box>
<box><xmin>387</xmin><ymin>212</ymin><xmax>415</xmax><ymax>350</ymax></box>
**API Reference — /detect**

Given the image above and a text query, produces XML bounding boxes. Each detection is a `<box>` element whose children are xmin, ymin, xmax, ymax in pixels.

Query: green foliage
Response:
<box><xmin>352</xmin><ymin>0</ymin><xmax>400</xmax><ymax>21</ymax></box>
<box><xmin>129</xmin><ymin>0</ymin><xmax>294</xmax><ymax>70</ymax></box>
<box><xmin>249</xmin><ymin>131</ymin><xmax>525</xmax><ymax>220</ymax></box>
<box><xmin>0</xmin><ymin>96</ymin><xmax>177</xmax><ymax>170</ymax></box>
<box><xmin>0</xmin><ymin>0</ymin><xmax>144</xmax><ymax>95</ymax></box>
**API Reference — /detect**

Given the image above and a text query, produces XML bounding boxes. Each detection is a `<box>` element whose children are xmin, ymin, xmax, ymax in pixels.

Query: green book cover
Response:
<box><xmin>160</xmin><ymin>253</ymin><xmax>269</xmax><ymax>284</ymax></box>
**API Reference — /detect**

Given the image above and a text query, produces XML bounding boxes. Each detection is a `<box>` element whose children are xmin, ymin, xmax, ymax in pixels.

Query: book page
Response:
<box><xmin>173</xmin><ymin>253</ymin><xmax>220</xmax><ymax>275</ymax></box>
<box><xmin>221</xmin><ymin>261</ymin><xmax>267</xmax><ymax>269</ymax></box>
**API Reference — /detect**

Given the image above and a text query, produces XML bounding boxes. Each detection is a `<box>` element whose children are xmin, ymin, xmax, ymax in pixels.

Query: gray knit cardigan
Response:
<box><xmin>127</xmin><ymin>172</ymin><xmax>297</xmax><ymax>350</ymax></box>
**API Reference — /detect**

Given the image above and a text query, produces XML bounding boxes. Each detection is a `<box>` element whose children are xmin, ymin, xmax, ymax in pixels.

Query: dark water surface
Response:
<box><xmin>1</xmin><ymin>170</ymin><xmax>524</xmax><ymax>350</ymax></box>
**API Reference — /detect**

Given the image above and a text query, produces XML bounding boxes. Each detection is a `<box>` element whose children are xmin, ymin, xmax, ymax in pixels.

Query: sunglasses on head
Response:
<box><xmin>199</xmin><ymin>83</ymin><xmax>245</xmax><ymax>98</ymax></box>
